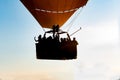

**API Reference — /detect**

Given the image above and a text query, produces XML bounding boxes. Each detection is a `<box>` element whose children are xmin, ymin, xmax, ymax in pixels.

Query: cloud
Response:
<box><xmin>74</xmin><ymin>20</ymin><xmax>120</xmax><ymax>80</ymax></box>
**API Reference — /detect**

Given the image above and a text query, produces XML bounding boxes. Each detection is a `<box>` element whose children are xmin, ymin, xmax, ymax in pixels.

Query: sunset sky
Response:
<box><xmin>0</xmin><ymin>0</ymin><xmax>120</xmax><ymax>80</ymax></box>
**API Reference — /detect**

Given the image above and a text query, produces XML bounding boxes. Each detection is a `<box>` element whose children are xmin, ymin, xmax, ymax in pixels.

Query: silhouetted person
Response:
<box><xmin>55</xmin><ymin>24</ymin><xmax>59</xmax><ymax>32</ymax></box>
<box><xmin>34</xmin><ymin>37</ymin><xmax>38</xmax><ymax>42</ymax></box>
<box><xmin>34</xmin><ymin>35</ymin><xmax>42</xmax><ymax>43</ymax></box>
<box><xmin>43</xmin><ymin>33</ymin><xmax>46</xmax><ymax>40</ymax></box>
<box><xmin>73</xmin><ymin>37</ymin><xmax>78</xmax><ymax>45</ymax></box>
<box><xmin>38</xmin><ymin>35</ymin><xmax>42</xmax><ymax>42</ymax></box>
<box><xmin>47</xmin><ymin>36</ymin><xmax>52</xmax><ymax>41</ymax></box>
<box><xmin>52</xmin><ymin>24</ymin><xmax>60</xmax><ymax>38</ymax></box>
<box><xmin>52</xmin><ymin>25</ymin><xmax>56</xmax><ymax>38</ymax></box>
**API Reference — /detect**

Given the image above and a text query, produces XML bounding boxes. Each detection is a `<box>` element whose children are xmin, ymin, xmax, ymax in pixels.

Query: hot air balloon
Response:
<box><xmin>20</xmin><ymin>0</ymin><xmax>88</xmax><ymax>60</ymax></box>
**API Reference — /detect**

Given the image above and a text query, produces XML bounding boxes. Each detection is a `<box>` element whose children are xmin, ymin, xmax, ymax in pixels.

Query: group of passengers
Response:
<box><xmin>34</xmin><ymin>24</ymin><xmax>78</xmax><ymax>45</ymax></box>
<box><xmin>35</xmin><ymin>34</ymin><xmax>78</xmax><ymax>46</ymax></box>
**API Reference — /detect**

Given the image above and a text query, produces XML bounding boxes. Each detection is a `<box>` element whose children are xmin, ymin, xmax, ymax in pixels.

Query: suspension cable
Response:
<box><xmin>66</xmin><ymin>7</ymin><xmax>84</xmax><ymax>32</ymax></box>
<box><xmin>70</xmin><ymin>27</ymin><xmax>81</xmax><ymax>36</ymax></box>
<box><xmin>41</xmin><ymin>27</ymin><xmax>46</xmax><ymax>32</ymax></box>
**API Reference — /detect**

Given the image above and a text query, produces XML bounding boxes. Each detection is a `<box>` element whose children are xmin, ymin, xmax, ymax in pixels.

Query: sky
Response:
<box><xmin>0</xmin><ymin>0</ymin><xmax>120</xmax><ymax>80</ymax></box>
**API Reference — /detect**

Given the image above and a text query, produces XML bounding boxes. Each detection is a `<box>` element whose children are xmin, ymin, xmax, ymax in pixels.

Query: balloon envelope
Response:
<box><xmin>20</xmin><ymin>0</ymin><xmax>88</xmax><ymax>28</ymax></box>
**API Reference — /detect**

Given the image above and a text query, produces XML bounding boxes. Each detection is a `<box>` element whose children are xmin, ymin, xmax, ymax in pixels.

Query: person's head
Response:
<box><xmin>52</xmin><ymin>25</ymin><xmax>56</xmax><ymax>29</ymax></box>
<box><xmin>73</xmin><ymin>37</ymin><xmax>76</xmax><ymax>40</ymax></box>
<box><xmin>39</xmin><ymin>35</ymin><xmax>41</xmax><ymax>38</ymax></box>
<box><xmin>56</xmin><ymin>24</ymin><xmax>59</xmax><ymax>28</ymax></box>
